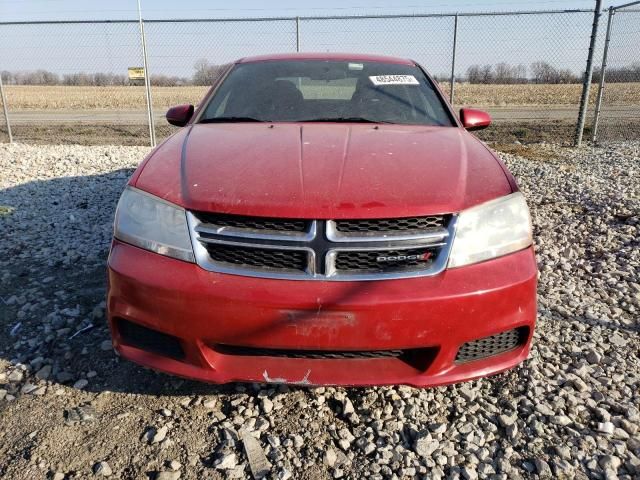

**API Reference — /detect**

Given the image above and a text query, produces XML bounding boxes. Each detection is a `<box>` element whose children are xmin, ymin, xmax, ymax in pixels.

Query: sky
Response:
<box><xmin>0</xmin><ymin>0</ymin><xmax>608</xmax><ymax>21</ymax></box>
<box><xmin>0</xmin><ymin>0</ymin><xmax>628</xmax><ymax>80</ymax></box>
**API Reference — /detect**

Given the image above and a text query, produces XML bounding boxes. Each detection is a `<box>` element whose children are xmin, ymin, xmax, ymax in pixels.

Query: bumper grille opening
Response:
<box><xmin>195</xmin><ymin>212</ymin><xmax>309</xmax><ymax>233</ymax></box>
<box><xmin>335</xmin><ymin>247</ymin><xmax>439</xmax><ymax>273</ymax></box>
<box><xmin>335</xmin><ymin>216</ymin><xmax>446</xmax><ymax>233</ymax></box>
<box><xmin>204</xmin><ymin>244</ymin><xmax>308</xmax><ymax>272</ymax></box>
<box><xmin>455</xmin><ymin>327</ymin><xmax>528</xmax><ymax>363</ymax></box>
<box><xmin>214</xmin><ymin>345</ymin><xmax>438</xmax><ymax>371</ymax></box>
<box><xmin>116</xmin><ymin>319</ymin><xmax>185</xmax><ymax>361</ymax></box>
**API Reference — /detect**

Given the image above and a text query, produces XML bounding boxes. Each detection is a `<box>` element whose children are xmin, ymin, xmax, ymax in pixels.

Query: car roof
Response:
<box><xmin>237</xmin><ymin>52</ymin><xmax>415</xmax><ymax>66</ymax></box>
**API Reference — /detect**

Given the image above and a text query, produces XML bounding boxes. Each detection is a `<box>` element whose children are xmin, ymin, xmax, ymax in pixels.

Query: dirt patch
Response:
<box><xmin>490</xmin><ymin>143</ymin><xmax>562</xmax><ymax>161</ymax></box>
<box><xmin>0</xmin><ymin>124</ymin><xmax>177</xmax><ymax>146</ymax></box>
<box><xmin>476</xmin><ymin>120</ymin><xmax>580</xmax><ymax>145</ymax></box>
<box><xmin>0</xmin><ymin>120</ymin><xmax>608</xmax><ymax>147</ymax></box>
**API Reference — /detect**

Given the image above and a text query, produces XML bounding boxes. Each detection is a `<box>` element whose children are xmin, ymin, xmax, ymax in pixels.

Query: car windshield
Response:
<box><xmin>199</xmin><ymin>60</ymin><xmax>454</xmax><ymax>126</ymax></box>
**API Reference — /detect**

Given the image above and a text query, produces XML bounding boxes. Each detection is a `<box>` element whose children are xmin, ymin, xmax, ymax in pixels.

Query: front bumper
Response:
<box><xmin>107</xmin><ymin>240</ymin><xmax>537</xmax><ymax>387</ymax></box>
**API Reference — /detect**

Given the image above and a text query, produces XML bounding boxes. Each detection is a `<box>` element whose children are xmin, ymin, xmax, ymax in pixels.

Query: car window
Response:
<box><xmin>296</xmin><ymin>77</ymin><xmax>358</xmax><ymax>100</ymax></box>
<box><xmin>199</xmin><ymin>60</ymin><xmax>454</xmax><ymax>126</ymax></box>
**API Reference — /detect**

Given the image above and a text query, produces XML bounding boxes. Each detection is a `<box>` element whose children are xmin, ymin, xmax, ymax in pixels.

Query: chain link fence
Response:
<box><xmin>0</xmin><ymin>21</ymin><xmax>146</xmax><ymax>144</ymax></box>
<box><xmin>451</xmin><ymin>10</ymin><xmax>600</xmax><ymax>144</ymax></box>
<box><xmin>299</xmin><ymin>15</ymin><xmax>455</xmax><ymax>78</ymax></box>
<box><xmin>0</xmin><ymin>7</ymin><xmax>636</xmax><ymax>146</ymax></box>
<box><xmin>591</xmin><ymin>3</ymin><xmax>640</xmax><ymax>143</ymax></box>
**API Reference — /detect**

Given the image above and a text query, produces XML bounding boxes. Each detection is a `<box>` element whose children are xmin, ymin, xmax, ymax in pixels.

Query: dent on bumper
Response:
<box><xmin>107</xmin><ymin>240</ymin><xmax>537</xmax><ymax>387</ymax></box>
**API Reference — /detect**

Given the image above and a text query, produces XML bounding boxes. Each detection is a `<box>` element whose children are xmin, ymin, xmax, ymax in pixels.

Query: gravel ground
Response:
<box><xmin>0</xmin><ymin>141</ymin><xmax>638</xmax><ymax>480</ymax></box>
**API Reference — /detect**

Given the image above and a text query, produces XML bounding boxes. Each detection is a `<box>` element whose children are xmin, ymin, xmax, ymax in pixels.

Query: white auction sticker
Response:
<box><xmin>369</xmin><ymin>75</ymin><xmax>419</xmax><ymax>86</ymax></box>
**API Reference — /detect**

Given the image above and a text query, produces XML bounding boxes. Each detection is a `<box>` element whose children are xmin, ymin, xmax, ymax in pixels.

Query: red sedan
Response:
<box><xmin>107</xmin><ymin>53</ymin><xmax>536</xmax><ymax>387</ymax></box>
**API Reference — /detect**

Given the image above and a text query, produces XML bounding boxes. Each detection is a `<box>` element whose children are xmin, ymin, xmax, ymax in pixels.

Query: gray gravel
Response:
<box><xmin>0</xmin><ymin>141</ymin><xmax>639</xmax><ymax>479</ymax></box>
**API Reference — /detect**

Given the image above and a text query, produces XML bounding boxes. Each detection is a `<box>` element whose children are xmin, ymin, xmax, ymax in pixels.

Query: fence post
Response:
<box><xmin>591</xmin><ymin>7</ymin><xmax>615</xmax><ymax>143</ymax></box>
<box><xmin>0</xmin><ymin>72</ymin><xmax>12</xmax><ymax>143</ymax></box>
<box><xmin>449</xmin><ymin>13</ymin><xmax>459</xmax><ymax>105</ymax></box>
<box><xmin>574</xmin><ymin>0</ymin><xmax>602</xmax><ymax>146</ymax></box>
<box><xmin>296</xmin><ymin>17</ymin><xmax>301</xmax><ymax>52</ymax></box>
<box><xmin>138</xmin><ymin>0</ymin><xmax>156</xmax><ymax>147</ymax></box>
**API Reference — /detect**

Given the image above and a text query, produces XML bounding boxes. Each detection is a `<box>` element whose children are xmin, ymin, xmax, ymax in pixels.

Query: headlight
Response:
<box><xmin>448</xmin><ymin>192</ymin><xmax>532</xmax><ymax>268</ymax></box>
<box><xmin>114</xmin><ymin>186</ymin><xmax>195</xmax><ymax>262</ymax></box>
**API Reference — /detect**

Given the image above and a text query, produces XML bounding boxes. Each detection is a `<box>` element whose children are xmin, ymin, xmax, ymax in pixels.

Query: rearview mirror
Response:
<box><xmin>460</xmin><ymin>108</ymin><xmax>491</xmax><ymax>131</ymax></box>
<box><xmin>166</xmin><ymin>104</ymin><xmax>194</xmax><ymax>127</ymax></box>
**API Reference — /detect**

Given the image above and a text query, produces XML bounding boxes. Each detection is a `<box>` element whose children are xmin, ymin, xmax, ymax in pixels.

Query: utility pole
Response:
<box><xmin>138</xmin><ymin>0</ymin><xmax>156</xmax><ymax>147</ymax></box>
<box><xmin>449</xmin><ymin>13</ymin><xmax>459</xmax><ymax>104</ymax></box>
<box><xmin>0</xmin><ymin>72</ymin><xmax>12</xmax><ymax>143</ymax></box>
<box><xmin>574</xmin><ymin>0</ymin><xmax>602</xmax><ymax>146</ymax></box>
<box><xmin>591</xmin><ymin>7</ymin><xmax>615</xmax><ymax>143</ymax></box>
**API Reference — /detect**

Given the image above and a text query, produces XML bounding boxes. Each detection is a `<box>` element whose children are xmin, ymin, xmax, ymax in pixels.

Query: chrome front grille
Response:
<box><xmin>204</xmin><ymin>243</ymin><xmax>309</xmax><ymax>272</ymax></box>
<box><xmin>334</xmin><ymin>216</ymin><xmax>444</xmax><ymax>234</ymax></box>
<box><xmin>195</xmin><ymin>212</ymin><xmax>310</xmax><ymax>233</ymax></box>
<box><xmin>188</xmin><ymin>212</ymin><xmax>455</xmax><ymax>281</ymax></box>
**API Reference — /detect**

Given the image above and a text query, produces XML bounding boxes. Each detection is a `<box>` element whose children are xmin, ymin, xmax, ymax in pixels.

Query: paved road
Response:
<box><xmin>4</xmin><ymin>105</ymin><xmax>636</xmax><ymax>125</ymax></box>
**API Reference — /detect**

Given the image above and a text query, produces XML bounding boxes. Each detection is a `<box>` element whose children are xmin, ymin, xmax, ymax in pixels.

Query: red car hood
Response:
<box><xmin>134</xmin><ymin>123</ymin><xmax>513</xmax><ymax>218</ymax></box>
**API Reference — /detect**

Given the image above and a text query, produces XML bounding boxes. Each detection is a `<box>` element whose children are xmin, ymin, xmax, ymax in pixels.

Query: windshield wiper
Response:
<box><xmin>298</xmin><ymin>117</ymin><xmax>392</xmax><ymax>124</ymax></box>
<box><xmin>199</xmin><ymin>116</ymin><xmax>267</xmax><ymax>123</ymax></box>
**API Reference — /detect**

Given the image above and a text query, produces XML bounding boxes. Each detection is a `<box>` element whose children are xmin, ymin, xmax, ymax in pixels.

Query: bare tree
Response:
<box><xmin>512</xmin><ymin>64</ymin><xmax>528</xmax><ymax>84</ymax></box>
<box><xmin>466</xmin><ymin>65</ymin><xmax>480</xmax><ymax>83</ymax></box>
<box><xmin>193</xmin><ymin>59</ymin><xmax>226</xmax><ymax>86</ymax></box>
<box><xmin>493</xmin><ymin>63</ymin><xmax>528</xmax><ymax>84</ymax></box>
<box><xmin>593</xmin><ymin>62</ymin><xmax>640</xmax><ymax>83</ymax></box>
<box><xmin>151</xmin><ymin>74</ymin><xmax>189</xmax><ymax>86</ymax></box>
<box><xmin>556</xmin><ymin>68</ymin><xmax>577</xmax><ymax>84</ymax></box>
<box><xmin>479</xmin><ymin>65</ymin><xmax>494</xmax><ymax>84</ymax></box>
<box><xmin>3</xmin><ymin>69</ymin><xmax>188</xmax><ymax>86</ymax></box>
<box><xmin>531</xmin><ymin>62</ymin><xmax>556</xmax><ymax>83</ymax></box>
<box><xmin>93</xmin><ymin>72</ymin><xmax>110</xmax><ymax>86</ymax></box>
<box><xmin>530</xmin><ymin>61</ymin><xmax>578</xmax><ymax>84</ymax></box>
<box><xmin>466</xmin><ymin>64</ymin><xmax>495</xmax><ymax>84</ymax></box>
<box><xmin>494</xmin><ymin>63</ymin><xmax>514</xmax><ymax>84</ymax></box>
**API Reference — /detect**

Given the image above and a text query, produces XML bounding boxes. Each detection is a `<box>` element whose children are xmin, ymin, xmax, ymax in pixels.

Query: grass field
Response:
<box><xmin>442</xmin><ymin>82</ymin><xmax>640</xmax><ymax>107</ymax></box>
<box><xmin>3</xmin><ymin>85</ymin><xmax>209</xmax><ymax>110</ymax></box>
<box><xmin>1</xmin><ymin>82</ymin><xmax>637</xmax><ymax>146</ymax></box>
<box><xmin>4</xmin><ymin>82</ymin><xmax>640</xmax><ymax>110</ymax></box>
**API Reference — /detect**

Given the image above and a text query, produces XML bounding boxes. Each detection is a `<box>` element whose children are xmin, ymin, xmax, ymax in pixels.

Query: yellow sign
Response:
<box><xmin>128</xmin><ymin>67</ymin><xmax>145</xmax><ymax>80</ymax></box>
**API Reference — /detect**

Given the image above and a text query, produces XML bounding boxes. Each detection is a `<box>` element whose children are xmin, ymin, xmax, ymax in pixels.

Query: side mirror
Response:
<box><xmin>460</xmin><ymin>108</ymin><xmax>491</xmax><ymax>131</ymax></box>
<box><xmin>166</xmin><ymin>104</ymin><xmax>194</xmax><ymax>127</ymax></box>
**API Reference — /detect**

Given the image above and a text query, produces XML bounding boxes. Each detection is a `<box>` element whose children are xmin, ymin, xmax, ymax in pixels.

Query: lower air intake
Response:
<box><xmin>456</xmin><ymin>328</ymin><xmax>528</xmax><ymax>363</ymax></box>
<box><xmin>216</xmin><ymin>345</ymin><xmax>405</xmax><ymax>359</ymax></box>
<box><xmin>214</xmin><ymin>345</ymin><xmax>438</xmax><ymax>371</ymax></box>
<box><xmin>116</xmin><ymin>318</ymin><xmax>185</xmax><ymax>360</ymax></box>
